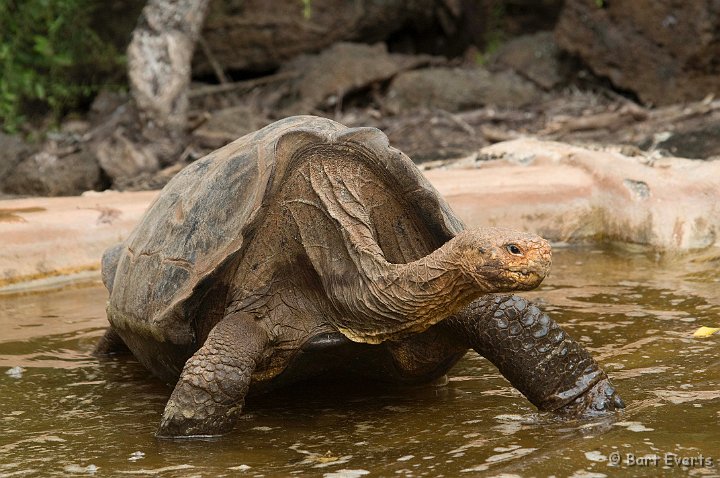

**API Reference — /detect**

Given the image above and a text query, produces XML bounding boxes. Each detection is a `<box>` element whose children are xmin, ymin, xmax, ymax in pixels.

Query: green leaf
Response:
<box><xmin>32</xmin><ymin>35</ymin><xmax>52</xmax><ymax>56</ymax></box>
<box><xmin>0</xmin><ymin>0</ymin><xmax>126</xmax><ymax>131</ymax></box>
<box><xmin>34</xmin><ymin>82</ymin><xmax>46</xmax><ymax>99</ymax></box>
<box><xmin>302</xmin><ymin>0</ymin><xmax>312</xmax><ymax>19</ymax></box>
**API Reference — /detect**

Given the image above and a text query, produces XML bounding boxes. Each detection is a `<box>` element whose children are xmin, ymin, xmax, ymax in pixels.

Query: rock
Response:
<box><xmin>649</xmin><ymin>120</ymin><xmax>720</xmax><ymax>160</ymax></box>
<box><xmin>343</xmin><ymin>109</ymin><xmax>488</xmax><ymax>162</ymax></box>
<box><xmin>0</xmin><ymin>133</ymin><xmax>33</xmax><ymax>193</ymax></box>
<box><xmin>462</xmin><ymin>139</ymin><xmax>720</xmax><ymax>250</ymax></box>
<box><xmin>279</xmin><ymin>42</ymin><xmax>440</xmax><ymax>115</ymax></box>
<box><xmin>536</xmin><ymin>95</ymin><xmax>720</xmax><ymax>160</ymax></box>
<box><xmin>488</xmin><ymin>31</ymin><xmax>567</xmax><ymax>90</ymax></box>
<box><xmin>192</xmin><ymin>106</ymin><xmax>273</xmax><ymax>150</ymax></box>
<box><xmin>0</xmin><ymin>190</ymin><xmax>158</xmax><ymax>289</ymax></box>
<box><xmin>88</xmin><ymin>90</ymin><xmax>129</xmax><ymax>124</ymax></box>
<box><xmin>385</xmin><ymin>67</ymin><xmax>543</xmax><ymax>113</ymax></box>
<box><xmin>88</xmin><ymin>95</ymin><xmax>178</xmax><ymax>185</ymax></box>
<box><xmin>494</xmin><ymin>0</ymin><xmax>565</xmax><ymax>37</ymax></box>
<box><xmin>195</xmin><ymin>0</ymin><xmax>436</xmax><ymax>74</ymax></box>
<box><xmin>59</xmin><ymin>120</ymin><xmax>91</xmax><ymax>136</ymax></box>
<box><xmin>3</xmin><ymin>148</ymin><xmax>105</xmax><ymax>197</ymax></box>
<box><xmin>5</xmin><ymin>366</ymin><xmax>24</xmax><ymax>379</ymax></box>
<box><xmin>112</xmin><ymin>162</ymin><xmax>186</xmax><ymax>192</ymax></box>
<box><xmin>93</xmin><ymin>128</ymin><xmax>161</xmax><ymax>182</ymax></box>
<box><xmin>555</xmin><ymin>0</ymin><xmax>720</xmax><ymax>105</ymax></box>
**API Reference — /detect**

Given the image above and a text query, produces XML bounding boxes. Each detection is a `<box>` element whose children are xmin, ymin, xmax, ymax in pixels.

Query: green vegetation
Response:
<box><xmin>301</xmin><ymin>0</ymin><xmax>312</xmax><ymax>19</ymax></box>
<box><xmin>474</xmin><ymin>1</ymin><xmax>506</xmax><ymax>66</ymax></box>
<box><xmin>0</xmin><ymin>0</ymin><xmax>125</xmax><ymax>132</ymax></box>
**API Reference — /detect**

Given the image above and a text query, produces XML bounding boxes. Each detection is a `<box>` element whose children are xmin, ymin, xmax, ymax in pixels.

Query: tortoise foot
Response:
<box><xmin>157</xmin><ymin>391</ymin><xmax>240</xmax><ymax>438</ymax></box>
<box><xmin>156</xmin><ymin>313</ymin><xmax>268</xmax><ymax>438</ymax></box>
<box><xmin>556</xmin><ymin>379</ymin><xmax>625</xmax><ymax>417</ymax></box>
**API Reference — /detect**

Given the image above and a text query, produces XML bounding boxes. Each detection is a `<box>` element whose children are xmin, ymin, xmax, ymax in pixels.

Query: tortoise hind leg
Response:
<box><xmin>444</xmin><ymin>295</ymin><xmax>624</xmax><ymax>415</ymax></box>
<box><xmin>93</xmin><ymin>327</ymin><xmax>131</xmax><ymax>356</ymax></box>
<box><xmin>157</xmin><ymin>312</ymin><xmax>269</xmax><ymax>437</ymax></box>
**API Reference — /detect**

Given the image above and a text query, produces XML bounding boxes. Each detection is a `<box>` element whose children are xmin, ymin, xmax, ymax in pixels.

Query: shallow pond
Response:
<box><xmin>1</xmin><ymin>246</ymin><xmax>719</xmax><ymax>477</ymax></box>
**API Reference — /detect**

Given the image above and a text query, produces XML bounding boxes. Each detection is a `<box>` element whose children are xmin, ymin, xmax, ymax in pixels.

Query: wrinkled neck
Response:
<box><xmin>324</xmin><ymin>234</ymin><xmax>493</xmax><ymax>343</ymax></box>
<box><xmin>358</xmin><ymin>239</ymin><xmax>479</xmax><ymax>326</ymax></box>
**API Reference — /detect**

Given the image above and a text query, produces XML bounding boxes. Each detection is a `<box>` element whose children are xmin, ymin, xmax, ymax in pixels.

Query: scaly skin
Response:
<box><xmin>443</xmin><ymin>295</ymin><xmax>624</xmax><ymax>414</ymax></box>
<box><xmin>150</xmin><ymin>290</ymin><xmax>622</xmax><ymax>437</ymax></box>
<box><xmin>97</xmin><ymin>117</ymin><xmax>622</xmax><ymax>437</ymax></box>
<box><xmin>152</xmin><ymin>294</ymin><xmax>623</xmax><ymax>437</ymax></box>
<box><xmin>157</xmin><ymin>313</ymin><xmax>269</xmax><ymax>437</ymax></box>
<box><xmin>320</xmin><ymin>226</ymin><xmax>552</xmax><ymax>344</ymax></box>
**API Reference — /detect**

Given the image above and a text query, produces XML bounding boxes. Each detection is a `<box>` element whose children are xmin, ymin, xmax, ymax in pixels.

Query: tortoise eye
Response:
<box><xmin>506</xmin><ymin>244</ymin><xmax>523</xmax><ymax>256</ymax></box>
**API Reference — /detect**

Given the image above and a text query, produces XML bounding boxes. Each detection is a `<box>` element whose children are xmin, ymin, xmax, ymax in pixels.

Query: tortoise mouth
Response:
<box><xmin>471</xmin><ymin>266</ymin><xmax>546</xmax><ymax>292</ymax></box>
<box><xmin>507</xmin><ymin>268</ymin><xmax>547</xmax><ymax>288</ymax></box>
<box><xmin>509</xmin><ymin>265</ymin><xmax>544</xmax><ymax>275</ymax></box>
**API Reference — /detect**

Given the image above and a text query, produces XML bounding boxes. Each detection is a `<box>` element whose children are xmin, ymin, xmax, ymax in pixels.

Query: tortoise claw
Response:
<box><xmin>557</xmin><ymin>379</ymin><xmax>625</xmax><ymax>417</ymax></box>
<box><xmin>156</xmin><ymin>396</ymin><xmax>238</xmax><ymax>438</ymax></box>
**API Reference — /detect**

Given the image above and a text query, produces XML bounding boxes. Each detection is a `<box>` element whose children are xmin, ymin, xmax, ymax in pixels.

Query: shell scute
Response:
<box><xmin>107</xmin><ymin>116</ymin><xmax>462</xmax><ymax>344</ymax></box>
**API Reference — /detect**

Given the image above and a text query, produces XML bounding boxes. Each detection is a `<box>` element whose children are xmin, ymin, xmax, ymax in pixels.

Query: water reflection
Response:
<box><xmin>0</xmin><ymin>246</ymin><xmax>718</xmax><ymax>476</ymax></box>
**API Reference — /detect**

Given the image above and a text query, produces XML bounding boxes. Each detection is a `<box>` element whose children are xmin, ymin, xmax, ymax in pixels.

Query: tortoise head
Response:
<box><xmin>449</xmin><ymin>227</ymin><xmax>552</xmax><ymax>292</ymax></box>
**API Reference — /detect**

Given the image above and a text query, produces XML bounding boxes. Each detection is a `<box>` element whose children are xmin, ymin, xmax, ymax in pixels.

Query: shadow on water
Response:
<box><xmin>1</xmin><ymin>246</ymin><xmax>719</xmax><ymax>476</ymax></box>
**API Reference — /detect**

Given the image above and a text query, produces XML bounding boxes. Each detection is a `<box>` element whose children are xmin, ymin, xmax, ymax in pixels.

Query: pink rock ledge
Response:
<box><xmin>1</xmin><ymin>139</ymin><xmax>718</xmax><ymax>289</ymax></box>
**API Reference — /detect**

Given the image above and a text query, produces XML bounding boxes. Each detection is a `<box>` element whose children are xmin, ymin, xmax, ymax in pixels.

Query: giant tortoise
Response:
<box><xmin>96</xmin><ymin>116</ymin><xmax>623</xmax><ymax>437</ymax></box>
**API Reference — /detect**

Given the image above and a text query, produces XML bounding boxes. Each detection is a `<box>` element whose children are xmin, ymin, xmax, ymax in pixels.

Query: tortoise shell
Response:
<box><xmin>106</xmin><ymin>116</ymin><xmax>464</xmax><ymax>345</ymax></box>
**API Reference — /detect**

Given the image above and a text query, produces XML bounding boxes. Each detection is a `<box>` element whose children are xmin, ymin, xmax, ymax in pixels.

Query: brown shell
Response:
<box><xmin>106</xmin><ymin>115</ymin><xmax>464</xmax><ymax>344</ymax></box>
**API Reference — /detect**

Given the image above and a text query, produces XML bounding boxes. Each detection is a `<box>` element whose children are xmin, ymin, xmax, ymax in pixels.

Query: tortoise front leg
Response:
<box><xmin>93</xmin><ymin>327</ymin><xmax>131</xmax><ymax>356</ymax></box>
<box><xmin>445</xmin><ymin>295</ymin><xmax>624</xmax><ymax>415</ymax></box>
<box><xmin>157</xmin><ymin>313</ymin><xmax>269</xmax><ymax>437</ymax></box>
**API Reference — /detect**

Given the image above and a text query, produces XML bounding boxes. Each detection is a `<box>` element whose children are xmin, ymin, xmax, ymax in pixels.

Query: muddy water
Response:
<box><xmin>1</xmin><ymin>247</ymin><xmax>719</xmax><ymax>477</ymax></box>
